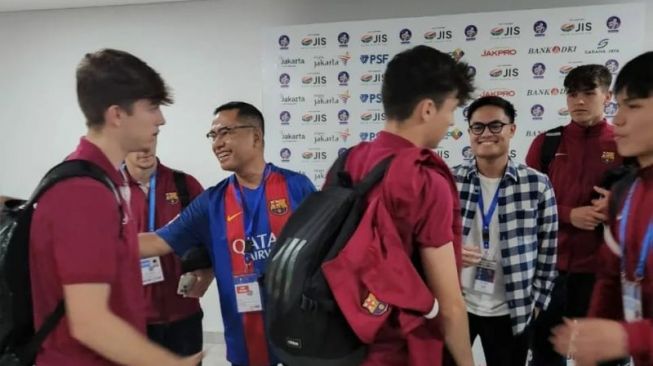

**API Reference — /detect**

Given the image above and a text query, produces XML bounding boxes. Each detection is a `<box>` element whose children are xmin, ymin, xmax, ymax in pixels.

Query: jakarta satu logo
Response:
<box><xmin>464</xmin><ymin>25</ymin><xmax>478</xmax><ymax>40</ymax></box>
<box><xmin>337</xmin><ymin>32</ymin><xmax>350</xmax><ymax>47</ymax></box>
<box><xmin>278</xmin><ymin>35</ymin><xmax>290</xmax><ymax>49</ymax></box>
<box><xmin>399</xmin><ymin>28</ymin><xmax>412</xmax><ymax>44</ymax></box>
<box><xmin>606</xmin><ymin>16</ymin><xmax>621</xmax><ymax>32</ymax></box>
<box><xmin>533</xmin><ymin>20</ymin><xmax>547</xmax><ymax>36</ymax></box>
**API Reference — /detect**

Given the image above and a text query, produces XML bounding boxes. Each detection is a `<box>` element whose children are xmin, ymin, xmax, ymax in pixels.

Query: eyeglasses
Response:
<box><xmin>206</xmin><ymin>125</ymin><xmax>256</xmax><ymax>141</ymax></box>
<box><xmin>469</xmin><ymin>121</ymin><xmax>511</xmax><ymax>135</ymax></box>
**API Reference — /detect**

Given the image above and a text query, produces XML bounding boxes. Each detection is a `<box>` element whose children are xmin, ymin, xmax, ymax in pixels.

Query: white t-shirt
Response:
<box><xmin>461</xmin><ymin>174</ymin><xmax>510</xmax><ymax>317</ymax></box>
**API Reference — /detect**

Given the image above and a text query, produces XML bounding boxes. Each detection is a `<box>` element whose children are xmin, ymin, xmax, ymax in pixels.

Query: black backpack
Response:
<box><xmin>265</xmin><ymin>150</ymin><xmax>393</xmax><ymax>366</ymax></box>
<box><xmin>539</xmin><ymin>126</ymin><xmax>564</xmax><ymax>175</ymax></box>
<box><xmin>0</xmin><ymin>160</ymin><xmax>123</xmax><ymax>366</ymax></box>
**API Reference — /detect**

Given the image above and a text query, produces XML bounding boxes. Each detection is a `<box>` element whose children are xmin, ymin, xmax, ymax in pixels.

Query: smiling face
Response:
<box><xmin>209</xmin><ymin>108</ymin><xmax>262</xmax><ymax>172</ymax></box>
<box><xmin>468</xmin><ymin>105</ymin><xmax>515</xmax><ymax>160</ymax></box>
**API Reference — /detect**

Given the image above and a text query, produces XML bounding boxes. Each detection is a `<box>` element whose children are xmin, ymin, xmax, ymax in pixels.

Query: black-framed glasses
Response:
<box><xmin>469</xmin><ymin>121</ymin><xmax>510</xmax><ymax>135</ymax></box>
<box><xmin>206</xmin><ymin>125</ymin><xmax>256</xmax><ymax>141</ymax></box>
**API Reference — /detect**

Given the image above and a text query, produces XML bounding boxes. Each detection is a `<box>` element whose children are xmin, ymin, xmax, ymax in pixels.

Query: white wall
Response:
<box><xmin>0</xmin><ymin>0</ymin><xmax>650</xmax><ymax>333</ymax></box>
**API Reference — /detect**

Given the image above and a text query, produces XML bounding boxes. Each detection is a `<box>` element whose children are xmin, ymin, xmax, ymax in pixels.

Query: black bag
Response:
<box><xmin>0</xmin><ymin>160</ymin><xmax>123</xmax><ymax>366</ymax></box>
<box><xmin>265</xmin><ymin>150</ymin><xmax>393</xmax><ymax>366</ymax></box>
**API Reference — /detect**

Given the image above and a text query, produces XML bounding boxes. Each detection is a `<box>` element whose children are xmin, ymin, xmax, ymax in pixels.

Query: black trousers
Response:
<box><xmin>468</xmin><ymin>312</ymin><xmax>529</xmax><ymax>366</ymax></box>
<box><xmin>531</xmin><ymin>273</ymin><xmax>595</xmax><ymax>366</ymax></box>
<box><xmin>147</xmin><ymin>310</ymin><xmax>203</xmax><ymax>358</ymax></box>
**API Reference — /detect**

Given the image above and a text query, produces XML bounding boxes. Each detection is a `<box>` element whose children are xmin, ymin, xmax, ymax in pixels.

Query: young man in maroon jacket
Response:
<box><xmin>336</xmin><ymin>45</ymin><xmax>475</xmax><ymax>366</ymax></box>
<box><xmin>28</xmin><ymin>49</ymin><xmax>202</xmax><ymax>365</ymax></box>
<box><xmin>550</xmin><ymin>51</ymin><xmax>653</xmax><ymax>366</ymax></box>
<box><xmin>526</xmin><ymin>64</ymin><xmax>623</xmax><ymax>365</ymax></box>
<box><xmin>124</xmin><ymin>139</ymin><xmax>212</xmax><ymax>358</ymax></box>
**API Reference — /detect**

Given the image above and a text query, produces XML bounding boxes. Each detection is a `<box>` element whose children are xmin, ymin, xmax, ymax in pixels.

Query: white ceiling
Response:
<box><xmin>0</xmin><ymin>0</ymin><xmax>201</xmax><ymax>12</ymax></box>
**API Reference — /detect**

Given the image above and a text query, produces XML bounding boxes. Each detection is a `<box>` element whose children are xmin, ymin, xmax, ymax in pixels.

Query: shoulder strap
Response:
<box><xmin>608</xmin><ymin>167</ymin><xmax>639</xmax><ymax>221</ymax></box>
<box><xmin>9</xmin><ymin>160</ymin><xmax>123</xmax><ymax>365</ymax></box>
<box><xmin>354</xmin><ymin>156</ymin><xmax>394</xmax><ymax>195</ymax></box>
<box><xmin>324</xmin><ymin>148</ymin><xmax>352</xmax><ymax>188</ymax></box>
<box><xmin>12</xmin><ymin>301</ymin><xmax>65</xmax><ymax>365</ymax></box>
<box><xmin>540</xmin><ymin>126</ymin><xmax>564</xmax><ymax>175</ymax></box>
<box><xmin>172</xmin><ymin>170</ymin><xmax>190</xmax><ymax>208</ymax></box>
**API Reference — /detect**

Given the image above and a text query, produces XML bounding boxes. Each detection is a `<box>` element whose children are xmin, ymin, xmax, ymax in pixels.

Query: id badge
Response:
<box><xmin>234</xmin><ymin>274</ymin><xmax>263</xmax><ymax>313</ymax></box>
<box><xmin>141</xmin><ymin>257</ymin><xmax>164</xmax><ymax>285</ymax></box>
<box><xmin>622</xmin><ymin>277</ymin><xmax>643</xmax><ymax>322</ymax></box>
<box><xmin>473</xmin><ymin>258</ymin><xmax>497</xmax><ymax>294</ymax></box>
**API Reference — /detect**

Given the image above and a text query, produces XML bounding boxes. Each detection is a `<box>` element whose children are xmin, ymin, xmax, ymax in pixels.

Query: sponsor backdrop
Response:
<box><xmin>263</xmin><ymin>3</ymin><xmax>645</xmax><ymax>188</ymax></box>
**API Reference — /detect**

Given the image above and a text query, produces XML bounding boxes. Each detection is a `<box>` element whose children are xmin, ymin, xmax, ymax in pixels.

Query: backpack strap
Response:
<box><xmin>12</xmin><ymin>301</ymin><xmax>65</xmax><ymax>364</ymax></box>
<box><xmin>9</xmin><ymin>160</ymin><xmax>124</xmax><ymax>365</ymax></box>
<box><xmin>540</xmin><ymin>126</ymin><xmax>564</xmax><ymax>175</ymax></box>
<box><xmin>324</xmin><ymin>148</ymin><xmax>352</xmax><ymax>188</ymax></box>
<box><xmin>172</xmin><ymin>170</ymin><xmax>190</xmax><ymax>209</ymax></box>
<box><xmin>354</xmin><ymin>156</ymin><xmax>395</xmax><ymax>195</ymax></box>
<box><xmin>608</xmin><ymin>166</ymin><xmax>639</xmax><ymax>222</ymax></box>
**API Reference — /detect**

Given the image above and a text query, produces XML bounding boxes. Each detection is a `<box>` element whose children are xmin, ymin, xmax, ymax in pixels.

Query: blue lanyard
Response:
<box><xmin>477</xmin><ymin>183</ymin><xmax>501</xmax><ymax>250</ymax></box>
<box><xmin>229</xmin><ymin>164</ymin><xmax>271</xmax><ymax>242</ymax></box>
<box><xmin>619</xmin><ymin>179</ymin><xmax>653</xmax><ymax>280</ymax></box>
<box><xmin>148</xmin><ymin>172</ymin><xmax>157</xmax><ymax>232</ymax></box>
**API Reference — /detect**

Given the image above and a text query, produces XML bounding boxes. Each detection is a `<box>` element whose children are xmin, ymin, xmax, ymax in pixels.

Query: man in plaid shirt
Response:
<box><xmin>452</xmin><ymin>96</ymin><xmax>558</xmax><ymax>366</ymax></box>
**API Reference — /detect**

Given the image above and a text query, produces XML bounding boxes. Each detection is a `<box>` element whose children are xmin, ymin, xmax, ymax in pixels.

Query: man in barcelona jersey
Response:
<box><xmin>139</xmin><ymin>101</ymin><xmax>315</xmax><ymax>366</ymax></box>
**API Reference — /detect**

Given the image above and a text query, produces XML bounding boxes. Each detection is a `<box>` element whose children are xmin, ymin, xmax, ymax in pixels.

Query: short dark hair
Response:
<box><xmin>614</xmin><ymin>51</ymin><xmax>653</xmax><ymax>100</ymax></box>
<box><xmin>382</xmin><ymin>45</ymin><xmax>474</xmax><ymax>121</ymax></box>
<box><xmin>564</xmin><ymin>64</ymin><xmax>612</xmax><ymax>93</ymax></box>
<box><xmin>76</xmin><ymin>49</ymin><xmax>172</xmax><ymax>128</ymax></box>
<box><xmin>466</xmin><ymin>96</ymin><xmax>516</xmax><ymax>124</ymax></box>
<box><xmin>213</xmin><ymin>101</ymin><xmax>265</xmax><ymax>136</ymax></box>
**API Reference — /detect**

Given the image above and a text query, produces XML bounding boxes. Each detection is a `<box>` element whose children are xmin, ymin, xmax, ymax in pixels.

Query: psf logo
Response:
<box><xmin>279</xmin><ymin>73</ymin><xmax>290</xmax><ymax>87</ymax></box>
<box><xmin>606</xmin><ymin>16</ymin><xmax>621</xmax><ymax>32</ymax></box>
<box><xmin>278</xmin><ymin>35</ymin><xmax>290</xmax><ymax>49</ymax></box>
<box><xmin>605</xmin><ymin>59</ymin><xmax>620</xmax><ymax>74</ymax></box>
<box><xmin>360</xmin><ymin>54</ymin><xmax>390</xmax><ymax>65</ymax></box>
<box><xmin>465</xmin><ymin>25</ymin><xmax>478</xmax><ymax>41</ymax></box>
<box><xmin>399</xmin><ymin>28</ymin><xmax>412</xmax><ymax>44</ymax></box>
<box><xmin>301</xmin><ymin>34</ymin><xmax>327</xmax><ymax>48</ymax></box>
<box><xmin>279</xmin><ymin>111</ymin><xmax>291</xmax><ymax>125</ymax></box>
<box><xmin>533</xmin><ymin>20</ymin><xmax>547</xmax><ymax>36</ymax></box>
<box><xmin>359</xmin><ymin>131</ymin><xmax>378</xmax><ymax>142</ymax></box>
<box><xmin>337</xmin><ymin>32</ymin><xmax>350</xmax><ymax>47</ymax></box>
<box><xmin>360</xmin><ymin>31</ymin><xmax>388</xmax><ymax>45</ymax></box>
<box><xmin>423</xmin><ymin>27</ymin><xmax>452</xmax><ymax>41</ymax></box>
<box><xmin>337</xmin><ymin>109</ymin><xmax>350</xmax><ymax>125</ymax></box>
<box><xmin>532</xmin><ymin>63</ymin><xmax>546</xmax><ymax>79</ymax></box>
<box><xmin>531</xmin><ymin>104</ymin><xmax>545</xmax><ymax>120</ymax></box>
<box><xmin>490</xmin><ymin>23</ymin><xmax>520</xmax><ymax>37</ymax></box>
<box><xmin>280</xmin><ymin>148</ymin><xmax>291</xmax><ymax>162</ymax></box>
<box><xmin>360</xmin><ymin>93</ymin><xmax>382</xmax><ymax>104</ymax></box>
<box><xmin>560</xmin><ymin>20</ymin><xmax>592</xmax><ymax>33</ymax></box>
<box><xmin>337</xmin><ymin>71</ymin><xmax>350</xmax><ymax>86</ymax></box>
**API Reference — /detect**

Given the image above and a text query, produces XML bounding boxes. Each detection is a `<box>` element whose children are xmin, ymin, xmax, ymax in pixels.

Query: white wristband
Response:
<box><xmin>424</xmin><ymin>298</ymin><xmax>439</xmax><ymax>319</ymax></box>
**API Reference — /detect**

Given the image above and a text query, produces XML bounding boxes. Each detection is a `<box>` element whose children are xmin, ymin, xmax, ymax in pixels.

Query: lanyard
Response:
<box><xmin>477</xmin><ymin>183</ymin><xmax>501</xmax><ymax>250</ymax></box>
<box><xmin>148</xmin><ymin>172</ymin><xmax>157</xmax><ymax>232</ymax></box>
<box><xmin>229</xmin><ymin>164</ymin><xmax>271</xmax><ymax>255</ymax></box>
<box><xmin>619</xmin><ymin>179</ymin><xmax>653</xmax><ymax>280</ymax></box>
